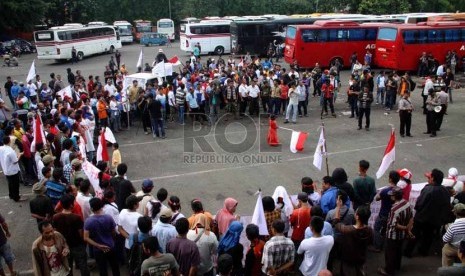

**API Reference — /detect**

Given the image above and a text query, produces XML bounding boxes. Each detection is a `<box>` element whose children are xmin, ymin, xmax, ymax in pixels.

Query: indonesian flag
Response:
<box><xmin>290</xmin><ymin>131</ymin><xmax>308</xmax><ymax>153</ymax></box>
<box><xmin>96</xmin><ymin>127</ymin><xmax>116</xmax><ymax>162</ymax></box>
<box><xmin>30</xmin><ymin>114</ymin><xmax>46</xmax><ymax>152</ymax></box>
<box><xmin>313</xmin><ymin>127</ymin><xmax>326</xmax><ymax>171</ymax></box>
<box><xmin>376</xmin><ymin>129</ymin><xmax>396</xmax><ymax>179</ymax></box>
<box><xmin>168</xmin><ymin>56</ymin><xmax>181</xmax><ymax>66</ymax></box>
<box><xmin>251</xmin><ymin>191</ymin><xmax>269</xmax><ymax>236</ymax></box>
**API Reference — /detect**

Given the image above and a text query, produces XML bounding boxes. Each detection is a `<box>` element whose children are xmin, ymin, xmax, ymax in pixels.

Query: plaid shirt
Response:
<box><xmin>386</xmin><ymin>199</ymin><xmax>413</xmax><ymax>240</ymax></box>
<box><xmin>261</xmin><ymin>235</ymin><xmax>295</xmax><ymax>274</ymax></box>
<box><xmin>63</xmin><ymin>164</ymin><xmax>73</xmax><ymax>184</ymax></box>
<box><xmin>264</xmin><ymin>210</ymin><xmax>281</xmax><ymax>236</ymax></box>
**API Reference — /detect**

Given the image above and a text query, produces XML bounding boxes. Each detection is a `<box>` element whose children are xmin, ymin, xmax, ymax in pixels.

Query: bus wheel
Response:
<box><xmin>330</xmin><ymin>57</ymin><xmax>343</xmax><ymax>68</ymax></box>
<box><xmin>214</xmin><ymin>46</ymin><xmax>224</xmax><ymax>55</ymax></box>
<box><xmin>109</xmin><ymin>46</ymin><xmax>115</xmax><ymax>54</ymax></box>
<box><xmin>77</xmin><ymin>52</ymin><xmax>84</xmax><ymax>61</ymax></box>
<box><xmin>148</xmin><ymin>43</ymin><xmax>152</xmax><ymax>47</ymax></box>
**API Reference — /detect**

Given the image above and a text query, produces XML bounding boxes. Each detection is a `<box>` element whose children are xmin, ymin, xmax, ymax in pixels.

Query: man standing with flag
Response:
<box><xmin>353</xmin><ymin>160</ymin><xmax>376</xmax><ymax>211</ymax></box>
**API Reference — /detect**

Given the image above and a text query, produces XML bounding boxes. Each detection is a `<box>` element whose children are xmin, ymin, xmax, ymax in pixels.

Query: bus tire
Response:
<box><xmin>330</xmin><ymin>57</ymin><xmax>343</xmax><ymax>69</ymax></box>
<box><xmin>77</xmin><ymin>52</ymin><xmax>84</xmax><ymax>61</ymax></box>
<box><xmin>148</xmin><ymin>43</ymin><xmax>152</xmax><ymax>47</ymax></box>
<box><xmin>214</xmin><ymin>46</ymin><xmax>224</xmax><ymax>55</ymax></box>
<box><xmin>109</xmin><ymin>46</ymin><xmax>115</xmax><ymax>54</ymax></box>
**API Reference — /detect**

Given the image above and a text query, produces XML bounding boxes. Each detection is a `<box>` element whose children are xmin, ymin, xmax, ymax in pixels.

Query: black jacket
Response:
<box><xmin>414</xmin><ymin>184</ymin><xmax>450</xmax><ymax>225</ymax></box>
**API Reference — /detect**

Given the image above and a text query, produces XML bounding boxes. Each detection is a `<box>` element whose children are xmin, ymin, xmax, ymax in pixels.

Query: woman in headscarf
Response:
<box><xmin>218</xmin><ymin>221</ymin><xmax>244</xmax><ymax>276</ymax></box>
<box><xmin>272</xmin><ymin>186</ymin><xmax>293</xmax><ymax>236</ymax></box>
<box><xmin>188</xmin><ymin>199</ymin><xmax>214</xmax><ymax>230</ymax></box>
<box><xmin>187</xmin><ymin>214</ymin><xmax>218</xmax><ymax>276</ymax></box>
<box><xmin>216</xmin><ymin>197</ymin><xmax>239</xmax><ymax>237</ymax></box>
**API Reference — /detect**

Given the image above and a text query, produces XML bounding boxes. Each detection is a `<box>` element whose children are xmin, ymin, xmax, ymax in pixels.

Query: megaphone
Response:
<box><xmin>434</xmin><ymin>106</ymin><xmax>442</xmax><ymax>113</ymax></box>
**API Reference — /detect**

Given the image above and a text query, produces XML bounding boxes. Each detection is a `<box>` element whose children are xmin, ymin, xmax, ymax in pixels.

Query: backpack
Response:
<box><xmin>128</xmin><ymin>233</ymin><xmax>145</xmax><ymax>276</ymax></box>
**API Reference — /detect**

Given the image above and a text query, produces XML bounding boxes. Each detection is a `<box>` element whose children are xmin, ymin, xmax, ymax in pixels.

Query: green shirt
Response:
<box><xmin>141</xmin><ymin>254</ymin><xmax>179</xmax><ymax>276</ymax></box>
<box><xmin>353</xmin><ymin>175</ymin><xmax>376</xmax><ymax>207</ymax></box>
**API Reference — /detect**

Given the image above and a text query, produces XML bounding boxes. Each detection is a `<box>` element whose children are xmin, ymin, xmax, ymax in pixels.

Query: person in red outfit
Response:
<box><xmin>267</xmin><ymin>115</ymin><xmax>280</xmax><ymax>146</ymax></box>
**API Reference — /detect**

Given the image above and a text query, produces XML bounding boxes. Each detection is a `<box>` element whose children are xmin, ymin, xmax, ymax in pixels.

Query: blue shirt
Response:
<box><xmin>84</xmin><ymin>214</ymin><xmax>116</xmax><ymax>252</ymax></box>
<box><xmin>151</xmin><ymin>221</ymin><xmax>178</xmax><ymax>253</ymax></box>
<box><xmin>321</xmin><ymin>187</ymin><xmax>338</xmax><ymax>215</ymax></box>
<box><xmin>11</xmin><ymin>85</ymin><xmax>20</xmax><ymax>98</ymax></box>
<box><xmin>186</xmin><ymin>93</ymin><xmax>199</xmax><ymax>108</ymax></box>
<box><xmin>45</xmin><ymin>180</ymin><xmax>66</xmax><ymax>206</ymax></box>
<box><xmin>304</xmin><ymin>222</ymin><xmax>334</xmax><ymax>239</ymax></box>
<box><xmin>379</xmin><ymin>186</ymin><xmax>393</xmax><ymax>217</ymax></box>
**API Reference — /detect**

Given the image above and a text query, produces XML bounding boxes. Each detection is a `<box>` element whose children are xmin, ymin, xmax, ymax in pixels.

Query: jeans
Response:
<box><xmin>210</xmin><ymin>104</ymin><xmax>219</xmax><ymax>123</ymax></box>
<box><xmin>286</xmin><ymin>103</ymin><xmax>298</xmax><ymax>122</ymax></box>
<box><xmin>94</xmin><ymin>249</ymin><xmax>120</xmax><ymax>276</ymax></box>
<box><xmin>178</xmin><ymin>105</ymin><xmax>185</xmax><ymax>124</ymax></box>
<box><xmin>358</xmin><ymin>107</ymin><xmax>371</xmax><ymax>128</ymax></box>
<box><xmin>110</xmin><ymin>111</ymin><xmax>121</xmax><ymax>131</ymax></box>
<box><xmin>68</xmin><ymin>244</ymin><xmax>90</xmax><ymax>276</ymax></box>
<box><xmin>373</xmin><ymin>215</ymin><xmax>388</xmax><ymax>250</ymax></box>
<box><xmin>377</xmin><ymin>87</ymin><xmax>385</xmax><ymax>104</ymax></box>
<box><xmin>385</xmin><ymin>90</ymin><xmax>396</xmax><ymax>110</ymax></box>
<box><xmin>270</xmin><ymin>98</ymin><xmax>281</xmax><ymax>115</ymax></box>
<box><xmin>151</xmin><ymin>118</ymin><xmax>165</xmax><ymax>137</ymax></box>
<box><xmin>169</xmin><ymin>106</ymin><xmax>176</xmax><ymax>122</ymax></box>
<box><xmin>261</xmin><ymin>97</ymin><xmax>271</xmax><ymax>113</ymax></box>
<box><xmin>349</xmin><ymin>96</ymin><xmax>358</xmax><ymax>117</ymax></box>
<box><xmin>280</xmin><ymin>98</ymin><xmax>288</xmax><ymax>114</ymax></box>
<box><xmin>298</xmin><ymin>100</ymin><xmax>307</xmax><ymax>116</ymax></box>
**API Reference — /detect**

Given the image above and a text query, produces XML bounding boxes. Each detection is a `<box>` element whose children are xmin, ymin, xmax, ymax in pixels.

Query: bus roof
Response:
<box><xmin>158</xmin><ymin>18</ymin><xmax>173</xmax><ymax>22</ymax></box>
<box><xmin>47</xmin><ymin>25</ymin><xmax>115</xmax><ymax>31</ymax></box>
<box><xmin>196</xmin><ymin>20</ymin><xmax>232</xmax><ymax>25</ymax></box>
<box><xmin>290</xmin><ymin>21</ymin><xmax>391</xmax><ymax>29</ymax></box>
<box><xmin>88</xmin><ymin>21</ymin><xmax>107</xmax><ymax>26</ymax></box>
<box><xmin>113</xmin><ymin>21</ymin><xmax>131</xmax><ymax>25</ymax></box>
<box><xmin>379</xmin><ymin>21</ymin><xmax>465</xmax><ymax>30</ymax></box>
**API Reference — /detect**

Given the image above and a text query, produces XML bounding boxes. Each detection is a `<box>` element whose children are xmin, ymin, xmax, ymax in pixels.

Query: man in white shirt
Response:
<box><xmin>118</xmin><ymin>195</ymin><xmax>143</xmax><ymax>249</ymax></box>
<box><xmin>238</xmin><ymin>79</ymin><xmax>249</xmax><ymax>117</ymax></box>
<box><xmin>76</xmin><ymin>179</ymin><xmax>93</xmax><ymax>221</ymax></box>
<box><xmin>436</xmin><ymin>63</ymin><xmax>445</xmax><ymax>76</ymax></box>
<box><xmin>376</xmin><ymin>71</ymin><xmax>386</xmax><ymax>105</ymax></box>
<box><xmin>109</xmin><ymin>95</ymin><xmax>122</xmax><ymax>132</ymax></box>
<box><xmin>298</xmin><ymin>216</ymin><xmax>334</xmax><ymax>276</ymax></box>
<box><xmin>27</xmin><ymin>79</ymin><xmax>38</xmax><ymax>98</ymax></box>
<box><xmin>248</xmin><ymin>79</ymin><xmax>260</xmax><ymax>116</ymax></box>
<box><xmin>0</xmin><ymin>137</ymin><xmax>24</xmax><ymax>201</ymax></box>
<box><xmin>285</xmin><ymin>82</ymin><xmax>300</xmax><ymax>124</ymax></box>
<box><xmin>104</xmin><ymin>79</ymin><xmax>116</xmax><ymax>97</ymax></box>
<box><xmin>423</xmin><ymin>76</ymin><xmax>435</xmax><ymax>114</ymax></box>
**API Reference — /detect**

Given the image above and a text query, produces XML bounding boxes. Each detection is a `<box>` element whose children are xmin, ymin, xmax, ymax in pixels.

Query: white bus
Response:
<box><xmin>113</xmin><ymin>20</ymin><xmax>134</xmax><ymax>43</ymax></box>
<box><xmin>180</xmin><ymin>20</ymin><xmax>231</xmax><ymax>55</ymax></box>
<box><xmin>34</xmin><ymin>25</ymin><xmax>122</xmax><ymax>61</ymax></box>
<box><xmin>157</xmin><ymin>18</ymin><xmax>175</xmax><ymax>41</ymax></box>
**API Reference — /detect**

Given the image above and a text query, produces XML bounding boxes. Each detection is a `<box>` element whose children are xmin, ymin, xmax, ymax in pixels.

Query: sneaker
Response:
<box><xmin>284</xmin><ymin>120</ymin><xmax>289</xmax><ymax>124</ymax></box>
<box><xmin>144</xmin><ymin>132</ymin><xmax>149</xmax><ymax>135</ymax></box>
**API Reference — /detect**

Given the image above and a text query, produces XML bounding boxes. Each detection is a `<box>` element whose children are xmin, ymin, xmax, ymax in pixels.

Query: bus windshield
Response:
<box><xmin>158</xmin><ymin>22</ymin><xmax>173</xmax><ymax>28</ymax></box>
<box><xmin>118</xmin><ymin>25</ymin><xmax>132</xmax><ymax>35</ymax></box>
<box><xmin>377</xmin><ymin>28</ymin><xmax>398</xmax><ymax>41</ymax></box>
<box><xmin>286</xmin><ymin>26</ymin><xmax>297</xmax><ymax>39</ymax></box>
<box><xmin>35</xmin><ymin>31</ymin><xmax>54</xmax><ymax>41</ymax></box>
<box><xmin>137</xmin><ymin>26</ymin><xmax>151</xmax><ymax>32</ymax></box>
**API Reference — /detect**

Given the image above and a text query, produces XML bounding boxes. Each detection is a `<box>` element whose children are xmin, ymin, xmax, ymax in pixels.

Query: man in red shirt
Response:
<box><xmin>290</xmin><ymin>192</ymin><xmax>312</xmax><ymax>270</ymax></box>
<box><xmin>321</xmin><ymin>78</ymin><xmax>336</xmax><ymax>118</ymax></box>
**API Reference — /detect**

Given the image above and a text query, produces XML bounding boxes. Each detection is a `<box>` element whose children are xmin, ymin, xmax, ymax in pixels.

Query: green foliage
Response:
<box><xmin>0</xmin><ymin>0</ymin><xmax>48</xmax><ymax>31</ymax></box>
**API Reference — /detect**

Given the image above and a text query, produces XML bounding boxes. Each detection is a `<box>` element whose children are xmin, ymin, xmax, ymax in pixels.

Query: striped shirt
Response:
<box><xmin>443</xmin><ymin>218</ymin><xmax>465</xmax><ymax>247</ymax></box>
<box><xmin>262</xmin><ymin>235</ymin><xmax>295</xmax><ymax>274</ymax></box>
<box><xmin>386</xmin><ymin>199</ymin><xmax>413</xmax><ymax>240</ymax></box>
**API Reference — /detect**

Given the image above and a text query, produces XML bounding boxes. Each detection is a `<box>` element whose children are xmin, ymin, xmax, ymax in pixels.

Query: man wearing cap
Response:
<box><xmin>378</xmin><ymin>186</ymin><xmax>413</xmax><ymax>276</ymax></box>
<box><xmin>443</xmin><ymin>168</ymin><xmax>464</xmax><ymax>194</ymax></box>
<box><xmin>397</xmin><ymin>168</ymin><xmax>413</xmax><ymax>201</ymax></box>
<box><xmin>442</xmin><ymin>203</ymin><xmax>465</xmax><ymax>267</ymax></box>
<box><xmin>135</xmin><ymin>179</ymin><xmax>156</xmax><ymax>215</ymax></box>
<box><xmin>424</xmin><ymin>88</ymin><xmax>440</xmax><ymax>137</ymax></box>
<box><xmin>404</xmin><ymin>169</ymin><xmax>451</xmax><ymax>257</ymax></box>
<box><xmin>70</xmin><ymin>158</ymin><xmax>88</xmax><ymax>186</ymax></box>
<box><xmin>152</xmin><ymin>208</ymin><xmax>178</xmax><ymax>253</ymax></box>
<box><xmin>118</xmin><ymin>195</ymin><xmax>143</xmax><ymax>249</ymax></box>
<box><xmin>29</xmin><ymin>182</ymin><xmax>54</xmax><ymax>224</ymax></box>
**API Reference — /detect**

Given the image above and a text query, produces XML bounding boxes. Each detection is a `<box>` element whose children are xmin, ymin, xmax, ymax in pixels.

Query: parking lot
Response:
<box><xmin>0</xmin><ymin>42</ymin><xmax>464</xmax><ymax>274</ymax></box>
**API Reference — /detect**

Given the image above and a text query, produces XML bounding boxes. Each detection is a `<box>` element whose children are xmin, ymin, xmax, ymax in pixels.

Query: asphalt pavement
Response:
<box><xmin>0</xmin><ymin>42</ymin><xmax>462</xmax><ymax>275</ymax></box>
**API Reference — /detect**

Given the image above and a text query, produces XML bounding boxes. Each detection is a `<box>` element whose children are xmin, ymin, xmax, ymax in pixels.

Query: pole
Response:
<box><xmin>322</xmin><ymin>122</ymin><xmax>329</xmax><ymax>176</ymax></box>
<box><xmin>168</xmin><ymin>0</ymin><xmax>172</xmax><ymax>19</ymax></box>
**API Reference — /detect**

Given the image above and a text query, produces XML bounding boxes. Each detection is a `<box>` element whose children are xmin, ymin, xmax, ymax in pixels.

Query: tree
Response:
<box><xmin>0</xmin><ymin>0</ymin><xmax>49</xmax><ymax>31</ymax></box>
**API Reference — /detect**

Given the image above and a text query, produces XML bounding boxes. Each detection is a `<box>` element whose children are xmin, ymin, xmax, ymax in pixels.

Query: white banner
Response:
<box><xmin>82</xmin><ymin>161</ymin><xmax>103</xmax><ymax>199</ymax></box>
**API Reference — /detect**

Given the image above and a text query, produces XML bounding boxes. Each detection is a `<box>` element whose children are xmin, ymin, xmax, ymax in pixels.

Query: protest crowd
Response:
<box><xmin>0</xmin><ymin>46</ymin><xmax>463</xmax><ymax>276</ymax></box>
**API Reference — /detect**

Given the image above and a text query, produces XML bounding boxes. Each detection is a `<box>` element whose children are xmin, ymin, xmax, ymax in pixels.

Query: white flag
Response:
<box><xmin>376</xmin><ymin>129</ymin><xmax>396</xmax><ymax>179</ymax></box>
<box><xmin>313</xmin><ymin>127</ymin><xmax>326</xmax><ymax>171</ymax></box>
<box><xmin>26</xmin><ymin>60</ymin><xmax>36</xmax><ymax>83</ymax></box>
<box><xmin>136</xmin><ymin>49</ymin><xmax>143</xmax><ymax>69</ymax></box>
<box><xmin>56</xmin><ymin>86</ymin><xmax>72</xmax><ymax>99</ymax></box>
<box><xmin>152</xmin><ymin>61</ymin><xmax>165</xmax><ymax>77</ymax></box>
<box><xmin>251</xmin><ymin>191</ymin><xmax>269</xmax><ymax>236</ymax></box>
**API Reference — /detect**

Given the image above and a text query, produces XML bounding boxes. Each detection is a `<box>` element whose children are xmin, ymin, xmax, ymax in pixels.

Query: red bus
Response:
<box><xmin>284</xmin><ymin>21</ymin><xmax>384</xmax><ymax>68</ymax></box>
<box><xmin>133</xmin><ymin>20</ymin><xmax>153</xmax><ymax>41</ymax></box>
<box><xmin>375</xmin><ymin>21</ymin><xmax>465</xmax><ymax>71</ymax></box>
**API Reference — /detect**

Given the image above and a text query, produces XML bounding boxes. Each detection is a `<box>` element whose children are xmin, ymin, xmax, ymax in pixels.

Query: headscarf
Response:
<box><xmin>272</xmin><ymin>186</ymin><xmax>294</xmax><ymax>217</ymax></box>
<box><xmin>218</xmin><ymin>221</ymin><xmax>243</xmax><ymax>254</ymax></box>
<box><xmin>192</xmin><ymin>213</ymin><xmax>211</xmax><ymax>235</ymax></box>
<box><xmin>216</xmin><ymin>197</ymin><xmax>238</xmax><ymax>235</ymax></box>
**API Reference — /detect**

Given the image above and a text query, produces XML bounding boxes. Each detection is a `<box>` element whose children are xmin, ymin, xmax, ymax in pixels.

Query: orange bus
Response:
<box><xmin>284</xmin><ymin>21</ymin><xmax>384</xmax><ymax>68</ymax></box>
<box><xmin>375</xmin><ymin>21</ymin><xmax>465</xmax><ymax>71</ymax></box>
<box><xmin>133</xmin><ymin>20</ymin><xmax>153</xmax><ymax>41</ymax></box>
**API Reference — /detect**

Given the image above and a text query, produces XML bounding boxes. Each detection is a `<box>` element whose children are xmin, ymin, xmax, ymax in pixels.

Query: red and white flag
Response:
<box><xmin>290</xmin><ymin>131</ymin><xmax>308</xmax><ymax>153</ymax></box>
<box><xmin>168</xmin><ymin>56</ymin><xmax>181</xmax><ymax>66</ymax></box>
<box><xmin>30</xmin><ymin>114</ymin><xmax>46</xmax><ymax>152</ymax></box>
<box><xmin>96</xmin><ymin>127</ymin><xmax>116</xmax><ymax>162</ymax></box>
<box><xmin>376</xmin><ymin>129</ymin><xmax>396</xmax><ymax>179</ymax></box>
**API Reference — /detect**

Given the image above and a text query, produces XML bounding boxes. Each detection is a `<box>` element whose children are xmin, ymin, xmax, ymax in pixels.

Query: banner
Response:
<box><xmin>82</xmin><ymin>161</ymin><xmax>103</xmax><ymax>199</ymax></box>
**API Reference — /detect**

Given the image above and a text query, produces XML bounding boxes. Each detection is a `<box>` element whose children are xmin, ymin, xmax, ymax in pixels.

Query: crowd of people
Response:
<box><xmin>0</xmin><ymin>48</ymin><xmax>461</xmax><ymax>276</ymax></box>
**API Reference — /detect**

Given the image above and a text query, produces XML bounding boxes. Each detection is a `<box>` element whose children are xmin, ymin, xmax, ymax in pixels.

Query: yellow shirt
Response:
<box><xmin>112</xmin><ymin>149</ymin><xmax>121</xmax><ymax>169</ymax></box>
<box><xmin>13</xmin><ymin>128</ymin><xmax>24</xmax><ymax>141</ymax></box>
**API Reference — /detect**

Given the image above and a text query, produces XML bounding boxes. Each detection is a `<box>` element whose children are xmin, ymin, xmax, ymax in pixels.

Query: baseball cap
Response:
<box><xmin>142</xmin><ymin>179</ymin><xmax>154</xmax><ymax>189</ymax></box>
<box><xmin>32</xmin><ymin>183</ymin><xmax>46</xmax><ymax>194</ymax></box>
<box><xmin>125</xmin><ymin>195</ymin><xmax>142</xmax><ymax>208</ymax></box>
<box><xmin>42</xmin><ymin>155</ymin><xmax>56</xmax><ymax>165</ymax></box>
<box><xmin>160</xmin><ymin>208</ymin><xmax>173</xmax><ymax>218</ymax></box>
<box><xmin>398</xmin><ymin>168</ymin><xmax>412</xmax><ymax>180</ymax></box>
<box><xmin>388</xmin><ymin>186</ymin><xmax>403</xmax><ymax>197</ymax></box>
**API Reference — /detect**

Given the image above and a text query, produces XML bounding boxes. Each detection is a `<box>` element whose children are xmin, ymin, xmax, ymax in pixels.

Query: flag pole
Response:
<box><xmin>322</xmin><ymin>122</ymin><xmax>330</xmax><ymax>176</ymax></box>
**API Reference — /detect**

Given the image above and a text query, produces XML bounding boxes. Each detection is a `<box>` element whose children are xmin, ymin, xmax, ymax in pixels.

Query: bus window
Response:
<box><xmin>242</xmin><ymin>25</ymin><xmax>257</xmax><ymax>37</ymax></box>
<box><xmin>348</xmin><ymin>29</ymin><xmax>366</xmax><ymax>41</ymax></box>
<box><xmin>35</xmin><ymin>31</ymin><xmax>54</xmax><ymax>41</ymax></box>
<box><xmin>444</xmin><ymin>29</ymin><xmax>460</xmax><ymax>42</ymax></box>
<box><xmin>262</xmin><ymin>24</ymin><xmax>276</xmax><ymax>36</ymax></box>
<box><xmin>286</xmin><ymin>27</ymin><xmax>297</xmax><ymax>39</ymax></box>
<box><xmin>377</xmin><ymin>28</ymin><xmax>397</xmax><ymax>41</ymax></box>
<box><xmin>318</xmin><ymin>29</ymin><xmax>328</xmax><ymax>42</ymax></box>
<box><xmin>461</xmin><ymin>29</ymin><xmax>465</xmax><ymax>40</ymax></box>
<box><xmin>417</xmin><ymin>30</ymin><xmax>427</xmax><ymax>44</ymax></box>
<box><xmin>218</xmin><ymin>25</ymin><xmax>230</xmax><ymax>33</ymax></box>
<box><xmin>58</xmin><ymin>31</ymin><xmax>70</xmax><ymax>40</ymax></box>
<box><xmin>403</xmin><ymin>30</ymin><xmax>417</xmax><ymax>44</ymax></box>
<box><xmin>301</xmin><ymin>29</ymin><xmax>316</xmax><ymax>42</ymax></box>
<box><xmin>365</xmin><ymin>28</ymin><xmax>377</xmax><ymax>40</ymax></box>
